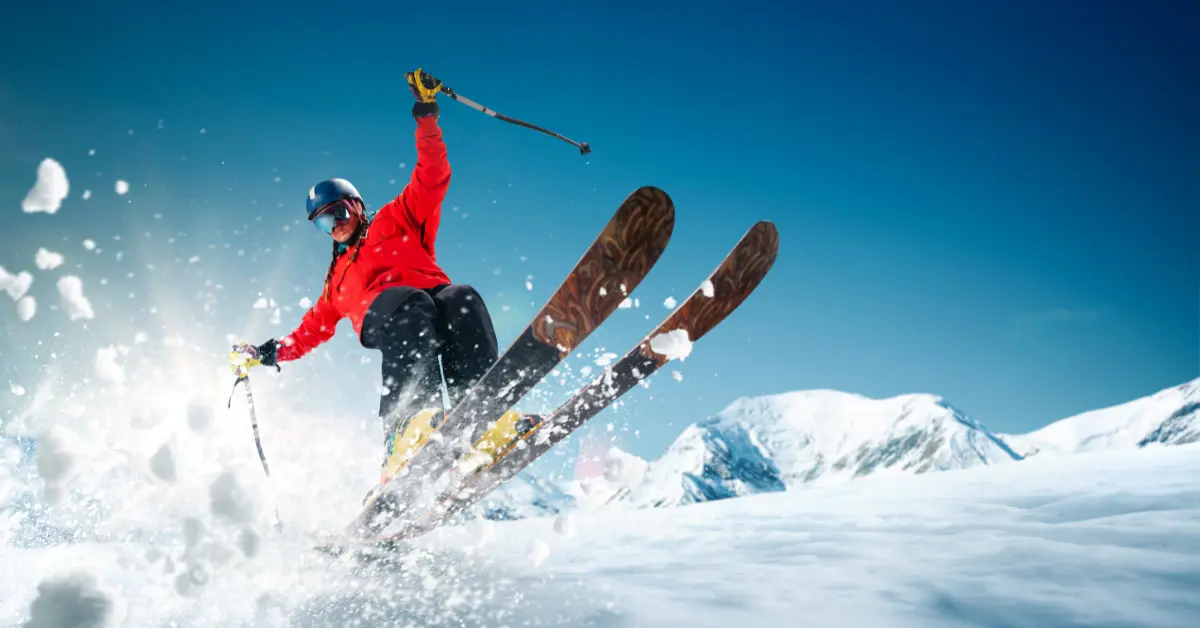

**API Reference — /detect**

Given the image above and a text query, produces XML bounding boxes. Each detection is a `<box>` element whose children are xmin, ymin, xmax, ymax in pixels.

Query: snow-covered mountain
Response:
<box><xmin>611</xmin><ymin>378</ymin><xmax>1200</xmax><ymax>510</ymax></box>
<box><xmin>623</xmin><ymin>389</ymin><xmax>1021</xmax><ymax>508</ymax></box>
<box><xmin>467</xmin><ymin>471</ymin><xmax>577</xmax><ymax>522</ymax></box>
<box><xmin>1001</xmin><ymin>378</ymin><xmax>1200</xmax><ymax>457</ymax></box>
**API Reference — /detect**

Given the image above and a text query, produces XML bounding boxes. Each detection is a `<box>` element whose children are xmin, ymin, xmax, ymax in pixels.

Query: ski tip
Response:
<box><xmin>750</xmin><ymin>220</ymin><xmax>780</xmax><ymax>254</ymax></box>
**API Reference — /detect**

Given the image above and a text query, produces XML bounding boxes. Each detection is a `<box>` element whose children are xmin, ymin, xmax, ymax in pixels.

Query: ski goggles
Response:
<box><xmin>311</xmin><ymin>200</ymin><xmax>353</xmax><ymax>235</ymax></box>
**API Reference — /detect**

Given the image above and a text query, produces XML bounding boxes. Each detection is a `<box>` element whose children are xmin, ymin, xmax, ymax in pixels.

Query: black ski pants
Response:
<box><xmin>360</xmin><ymin>284</ymin><xmax>499</xmax><ymax>442</ymax></box>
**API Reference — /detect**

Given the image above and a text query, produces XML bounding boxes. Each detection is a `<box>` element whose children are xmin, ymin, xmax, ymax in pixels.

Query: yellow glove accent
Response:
<box><xmin>407</xmin><ymin>68</ymin><xmax>442</xmax><ymax>103</ymax></box>
<box><xmin>229</xmin><ymin>344</ymin><xmax>261</xmax><ymax>377</ymax></box>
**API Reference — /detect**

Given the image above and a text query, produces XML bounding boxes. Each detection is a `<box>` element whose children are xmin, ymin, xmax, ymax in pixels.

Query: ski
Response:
<box><xmin>380</xmin><ymin>220</ymin><xmax>780</xmax><ymax>542</ymax></box>
<box><xmin>343</xmin><ymin>185</ymin><xmax>676</xmax><ymax>539</ymax></box>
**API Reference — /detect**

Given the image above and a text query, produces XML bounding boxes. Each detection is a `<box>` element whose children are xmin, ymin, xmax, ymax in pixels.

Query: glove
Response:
<box><xmin>228</xmin><ymin>339</ymin><xmax>278</xmax><ymax>377</ymax></box>
<box><xmin>255</xmin><ymin>339</ymin><xmax>279</xmax><ymax>367</ymax></box>
<box><xmin>406</xmin><ymin>68</ymin><xmax>442</xmax><ymax>119</ymax></box>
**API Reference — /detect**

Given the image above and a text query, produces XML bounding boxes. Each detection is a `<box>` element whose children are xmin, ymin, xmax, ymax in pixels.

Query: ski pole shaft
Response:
<box><xmin>230</xmin><ymin>370</ymin><xmax>282</xmax><ymax>531</ymax></box>
<box><xmin>240</xmin><ymin>376</ymin><xmax>272</xmax><ymax>478</ymax></box>
<box><xmin>439</xmin><ymin>85</ymin><xmax>592</xmax><ymax>155</ymax></box>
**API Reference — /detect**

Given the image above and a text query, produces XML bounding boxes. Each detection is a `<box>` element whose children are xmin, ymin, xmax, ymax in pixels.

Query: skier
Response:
<box><xmin>233</xmin><ymin>68</ymin><xmax>499</xmax><ymax>480</ymax></box>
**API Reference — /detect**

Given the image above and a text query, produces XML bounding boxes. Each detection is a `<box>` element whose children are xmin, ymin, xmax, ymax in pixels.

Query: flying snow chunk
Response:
<box><xmin>115</xmin><ymin>179</ymin><xmax>130</xmax><ymax>195</ymax></box>
<box><xmin>252</xmin><ymin>297</ymin><xmax>269</xmax><ymax>309</ymax></box>
<box><xmin>700</xmin><ymin>279</ymin><xmax>715</xmax><ymax>297</ymax></box>
<box><xmin>618</xmin><ymin>297</ymin><xmax>633</xmax><ymax>309</ymax></box>
<box><xmin>82</xmin><ymin>239</ymin><xmax>96</xmax><ymax>251</ymax></box>
<box><xmin>595</xmin><ymin>352</ymin><xmax>619</xmax><ymax>367</ymax></box>
<box><xmin>134</xmin><ymin>331</ymin><xmax>149</xmax><ymax>344</ymax></box>
<box><xmin>36</xmin><ymin>425</ymin><xmax>80</xmax><ymax>485</ymax></box>
<box><xmin>23</xmin><ymin>571</ymin><xmax>119</xmax><ymax>628</ymax></box>
<box><xmin>209</xmin><ymin>471</ymin><xmax>257</xmax><ymax>523</ymax></box>
<box><xmin>664</xmin><ymin>296</ymin><xmax>677</xmax><ymax>309</ymax></box>
<box><xmin>553</xmin><ymin>514</ymin><xmax>576</xmax><ymax>538</ymax></box>
<box><xmin>238</xmin><ymin>528</ymin><xmax>262</xmax><ymax>558</ymax></box>
<box><xmin>57</xmin><ymin>275</ymin><xmax>95</xmax><ymax>320</ymax></box>
<box><xmin>648</xmin><ymin>328</ymin><xmax>693</xmax><ymax>362</ymax></box>
<box><xmin>17</xmin><ymin>296</ymin><xmax>36</xmax><ymax>321</ymax></box>
<box><xmin>150</xmin><ymin>442</ymin><xmax>177</xmax><ymax>482</ymax></box>
<box><xmin>21</xmin><ymin>158</ymin><xmax>70</xmax><ymax>214</ymax></box>
<box><xmin>0</xmin><ymin>266</ymin><xmax>33</xmax><ymax>300</ymax></box>
<box><xmin>174</xmin><ymin>561</ymin><xmax>212</xmax><ymax>597</ymax></box>
<box><xmin>182</xmin><ymin>517</ymin><xmax>206</xmax><ymax>550</ymax></box>
<box><xmin>298</xmin><ymin>296</ymin><xmax>312</xmax><ymax>309</ymax></box>
<box><xmin>35</xmin><ymin>247</ymin><xmax>64</xmax><ymax>270</ymax></box>
<box><xmin>95</xmin><ymin>346</ymin><xmax>125</xmax><ymax>385</ymax></box>
<box><xmin>529</xmin><ymin>539</ymin><xmax>551</xmax><ymax>567</ymax></box>
<box><xmin>10</xmin><ymin>383</ymin><xmax>25</xmax><ymax>396</ymax></box>
<box><xmin>82</xmin><ymin>189</ymin><xmax>92</xmax><ymax>200</ymax></box>
<box><xmin>187</xmin><ymin>399</ymin><xmax>214</xmax><ymax>432</ymax></box>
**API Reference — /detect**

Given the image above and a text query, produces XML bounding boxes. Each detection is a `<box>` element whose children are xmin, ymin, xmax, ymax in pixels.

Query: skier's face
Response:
<box><xmin>331</xmin><ymin>211</ymin><xmax>360</xmax><ymax>243</ymax></box>
<box><xmin>313</xmin><ymin>199</ymin><xmax>362</xmax><ymax>243</ymax></box>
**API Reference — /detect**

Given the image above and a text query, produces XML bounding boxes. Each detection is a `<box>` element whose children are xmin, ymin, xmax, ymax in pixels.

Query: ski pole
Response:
<box><xmin>232</xmin><ymin>373</ymin><xmax>273</xmax><ymax>479</ymax></box>
<box><xmin>228</xmin><ymin>348</ymin><xmax>283</xmax><ymax>531</ymax></box>
<box><xmin>438</xmin><ymin>85</ymin><xmax>592</xmax><ymax>155</ymax></box>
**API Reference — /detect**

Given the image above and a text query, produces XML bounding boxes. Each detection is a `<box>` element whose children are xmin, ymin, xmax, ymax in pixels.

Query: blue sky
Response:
<box><xmin>1</xmin><ymin>0</ymin><xmax>1196</xmax><ymax>468</ymax></box>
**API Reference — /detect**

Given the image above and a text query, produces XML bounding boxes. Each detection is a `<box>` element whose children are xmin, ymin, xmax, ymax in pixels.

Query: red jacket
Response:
<box><xmin>276</xmin><ymin>117</ymin><xmax>451</xmax><ymax>362</ymax></box>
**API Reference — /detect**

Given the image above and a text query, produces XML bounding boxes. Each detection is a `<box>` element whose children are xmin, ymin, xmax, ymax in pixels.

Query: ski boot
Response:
<box><xmin>382</xmin><ymin>407</ymin><xmax>447</xmax><ymax>480</ymax></box>
<box><xmin>361</xmin><ymin>407</ymin><xmax>447</xmax><ymax>506</ymax></box>
<box><xmin>453</xmin><ymin>410</ymin><xmax>546</xmax><ymax>477</ymax></box>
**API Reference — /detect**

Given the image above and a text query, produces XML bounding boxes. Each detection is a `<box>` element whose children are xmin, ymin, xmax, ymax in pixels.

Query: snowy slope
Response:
<box><xmin>3</xmin><ymin>440</ymin><xmax>1197</xmax><ymax>627</ymax></box>
<box><xmin>1002</xmin><ymin>377</ymin><xmax>1200</xmax><ymax>456</ymax></box>
<box><xmin>625</xmin><ymin>389</ymin><xmax>1021</xmax><ymax>508</ymax></box>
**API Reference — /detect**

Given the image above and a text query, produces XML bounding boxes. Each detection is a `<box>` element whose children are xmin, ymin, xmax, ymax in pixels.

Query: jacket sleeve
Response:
<box><xmin>377</xmin><ymin>116</ymin><xmax>450</xmax><ymax>251</ymax></box>
<box><xmin>275</xmin><ymin>294</ymin><xmax>340</xmax><ymax>362</ymax></box>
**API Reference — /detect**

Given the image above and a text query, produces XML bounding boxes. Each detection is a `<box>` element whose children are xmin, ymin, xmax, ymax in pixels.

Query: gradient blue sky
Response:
<box><xmin>1</xmin><ymin>0</ymin><xmax>1196</xmax><ymax>466</ymax></box>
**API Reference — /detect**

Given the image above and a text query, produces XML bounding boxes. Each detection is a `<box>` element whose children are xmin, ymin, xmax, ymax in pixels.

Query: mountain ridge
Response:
<box><xmin>588</xmin><ymin>377</ymin><xmax>1199</xmax><ymax>511</ymax></box>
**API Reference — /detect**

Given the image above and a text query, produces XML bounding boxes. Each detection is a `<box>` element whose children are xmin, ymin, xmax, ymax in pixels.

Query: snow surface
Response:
<box><xmin>2</xmin><ymin>437</ymin><xmax>1197</xmax><ymax>626</ymax></box>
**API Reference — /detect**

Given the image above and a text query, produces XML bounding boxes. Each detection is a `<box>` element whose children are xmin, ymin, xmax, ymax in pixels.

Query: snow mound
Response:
<box><xmin>626</xmin><ymin>389</ymin><xmax>1020</xmax><ymax>508</ymax></box>
<box><xmin>1003</xmin><ymin>378</ymin><xmax>1200</xmax><ymax>456</ymax></box>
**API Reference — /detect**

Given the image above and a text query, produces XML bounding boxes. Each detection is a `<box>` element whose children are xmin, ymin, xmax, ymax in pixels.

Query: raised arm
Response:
<box><xmin>275</xmin><ymin>294</ymin><xmax>341</xmax><ymax>362</ymax></box>
<box><xmin>399</xmin><ymin>116</ymin><xmax>450</xmax><ymax>230</ymax></box>
<box><xmin>374</xmin><ymin>69</ymin><xmax>450</xmax><ymax>249</ymax></box>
